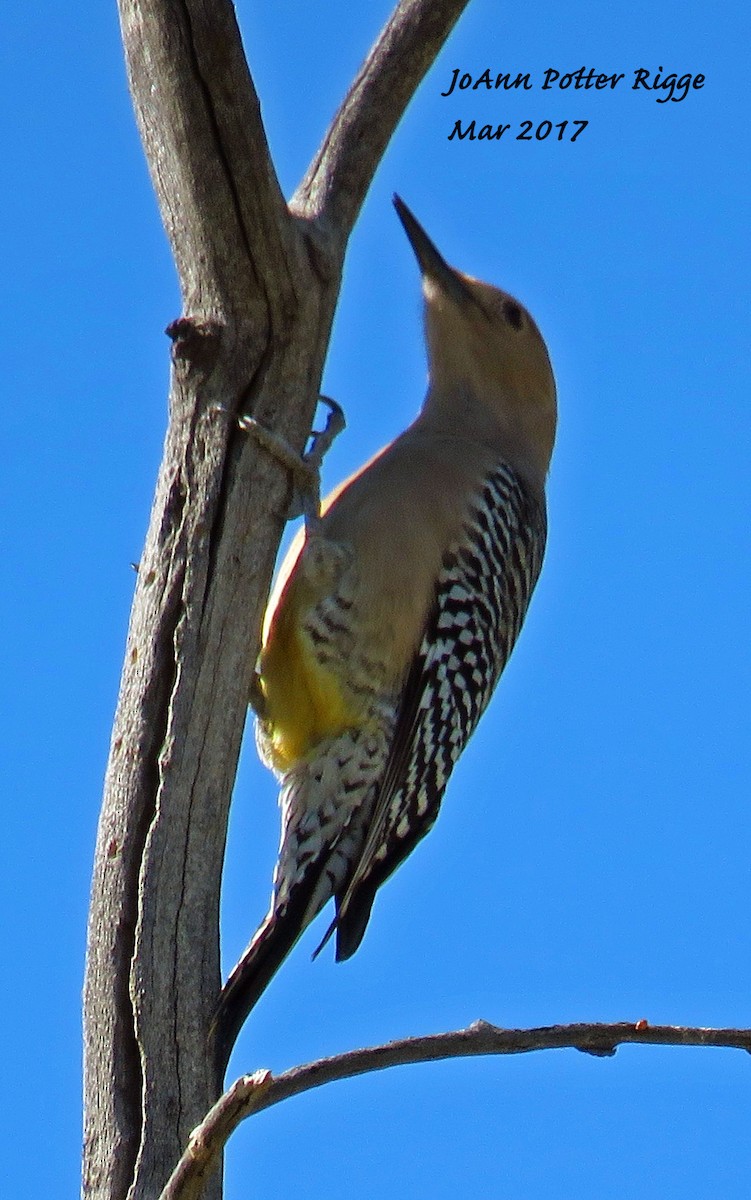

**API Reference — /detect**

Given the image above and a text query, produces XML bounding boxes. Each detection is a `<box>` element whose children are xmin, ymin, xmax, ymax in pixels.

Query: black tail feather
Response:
<box><xmin>334</xmin><ymin>882</ymin><xmax>377</xmax><ymax>963</ymax></box>
<box><xmin>211</xmin><ymin>886</ymin><xmax>318</xmax><ymax>1077</ymax></box>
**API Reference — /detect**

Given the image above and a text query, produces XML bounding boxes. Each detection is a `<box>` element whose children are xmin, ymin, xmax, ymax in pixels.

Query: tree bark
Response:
<box><xmin>82</xmin><ymin>3</ymin><xmax>471</xmax><ymax>1198</ymax></box>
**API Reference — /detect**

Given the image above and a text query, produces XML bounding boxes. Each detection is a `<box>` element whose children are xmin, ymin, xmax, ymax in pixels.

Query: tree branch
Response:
<box><xmin>83</xmin><ymin>2</ymin><xmax>471</xmax><ymax>1198</ymax></box>
<box><xmin>160</xmin><ymin>1019</ymin><xmax>751</xmax><ymax>1199</ymax></box>
<box><xmin>294</xmin><ymin>0</ymin><xmax>471</xmax><ymax>236</ymax></box>
<box><xmin>117</xmin><ymin>0</ymin><xmax>299</xmax><ymax>312</ymax></box>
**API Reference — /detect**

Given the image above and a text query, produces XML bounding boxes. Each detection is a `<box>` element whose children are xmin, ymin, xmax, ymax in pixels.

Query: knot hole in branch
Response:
<box><xmin>166</xmin><ymin>316</ymin><xmax>224</xmax><ymax>373</ymax></box>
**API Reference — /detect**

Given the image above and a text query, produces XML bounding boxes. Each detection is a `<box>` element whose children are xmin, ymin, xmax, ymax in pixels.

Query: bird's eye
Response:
<box><xmin>503</xmin><ymin>300</ymin><xmax>524</xmax><ymax>330</ymax></box>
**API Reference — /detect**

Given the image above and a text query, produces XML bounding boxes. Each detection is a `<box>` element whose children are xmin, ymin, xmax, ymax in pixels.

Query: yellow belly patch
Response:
<box><xmin>259</xmin><ymin>608</ymin><xmax>360</xmax><ymax>771</ymax></box>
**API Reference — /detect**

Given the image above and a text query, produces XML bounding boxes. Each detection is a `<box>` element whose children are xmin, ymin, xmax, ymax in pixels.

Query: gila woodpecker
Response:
<box><xmin>213</xmin><ymin>196</ymin><xmax>557</xmax><ymax>1071</ymax></box>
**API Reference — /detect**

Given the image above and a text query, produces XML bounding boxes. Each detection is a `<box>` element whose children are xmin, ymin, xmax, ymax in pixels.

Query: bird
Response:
<box><xmin>213</xmin><ymin>195</ymin><xmax>557</xmax><ymax>1073</ymax></box>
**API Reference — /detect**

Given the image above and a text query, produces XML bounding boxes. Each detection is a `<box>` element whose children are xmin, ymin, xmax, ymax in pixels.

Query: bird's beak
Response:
<box><xmin>393</xmin><ymin>195</ymin><xmax>472</xmax><ymax>306</ymax></box>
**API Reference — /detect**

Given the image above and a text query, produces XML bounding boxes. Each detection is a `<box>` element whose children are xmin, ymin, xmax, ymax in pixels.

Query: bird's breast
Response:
<box><xmin>258</xmin><ymin>535</ymin><xmax>399</xmax><ymax>772</ymax></box>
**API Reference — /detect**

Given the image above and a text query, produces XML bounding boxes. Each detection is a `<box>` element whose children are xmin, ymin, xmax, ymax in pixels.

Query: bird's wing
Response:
<box><xmin>330</xmin><ymin>463</ymin><xmax>547</xmax><ymax>959</ymax></box>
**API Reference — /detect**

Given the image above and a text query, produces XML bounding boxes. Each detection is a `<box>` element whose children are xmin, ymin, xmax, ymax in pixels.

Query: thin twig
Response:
<box><xmin>160</xmin><ymin>1019</ymin><xmax>751</xmax><ymax>1199</ymax></box>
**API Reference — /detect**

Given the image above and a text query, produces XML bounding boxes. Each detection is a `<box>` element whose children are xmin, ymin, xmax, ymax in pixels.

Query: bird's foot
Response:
<box><xmin>238</xmin><ymin>397</ymin><xmax>345</xmax><ymax>535</ymax></box>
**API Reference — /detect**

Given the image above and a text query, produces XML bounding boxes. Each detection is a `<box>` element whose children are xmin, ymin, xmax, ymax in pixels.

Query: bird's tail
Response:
<box><xmin>212</xmin><ymin>727</ymin><xmax>389</xmax><ymax>1075</ymax></box>
<box><xmin>211</xmin><ymin>885</ymin><xmax>317</xmax><ymax>1077</ymax></box>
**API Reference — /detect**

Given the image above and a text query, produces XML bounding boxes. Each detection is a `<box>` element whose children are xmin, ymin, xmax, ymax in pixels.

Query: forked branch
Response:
<box><xmin>84</xmin><ymin>2</ymin><xmax>472</xmax><ymax>1198</ymax></box>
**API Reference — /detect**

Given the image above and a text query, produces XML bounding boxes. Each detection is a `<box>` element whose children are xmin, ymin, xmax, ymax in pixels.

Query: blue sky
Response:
<box><xmin>2</xmin><ymin>2</ymin><xmax>750</xmax><ymax>1197</ymax></box>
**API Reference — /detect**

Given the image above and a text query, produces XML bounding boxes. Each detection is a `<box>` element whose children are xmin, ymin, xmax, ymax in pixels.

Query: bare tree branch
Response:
<box><xmin>294</xmin><ymin>0</ymin><xmax>471</xmax><ymax>235</ymax></box>
<box><xmin>118</xmin><ymin>0</ymin><xmax>299</xmax><ymax>311</ymax></box>
<box><xmin>159</xmin><ymin>1072</ymin><xmax>273</xmax><ymax>1200</ymax></box>
<box><xmin>160</xmin><ymin>1019</ymin><xmax>751</xmax><ymax>1199</ymax></box>
<box><xmin>83</xmin><ymin>2</ymin><xmax>471</xmax><ymax>1198</ymax></box>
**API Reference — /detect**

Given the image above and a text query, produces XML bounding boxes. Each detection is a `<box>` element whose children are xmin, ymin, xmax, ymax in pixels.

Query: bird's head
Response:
<box><xmin>394</xmin><ymin>195</ymin><xmax>557</xmax><ymax>488</ymax></box>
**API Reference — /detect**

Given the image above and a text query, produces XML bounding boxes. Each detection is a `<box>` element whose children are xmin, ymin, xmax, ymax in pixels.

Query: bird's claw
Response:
<box><xmin>237</xmin><ymin>396</ymin><xmax>345</xmax><ymax>535</ymax></box>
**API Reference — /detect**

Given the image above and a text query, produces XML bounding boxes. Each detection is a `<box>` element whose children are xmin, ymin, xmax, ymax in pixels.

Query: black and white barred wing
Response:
<box><xmin>333</xmin><ymin>463</ymin><xmax>547</xmax><ymax>960</ymax></box>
